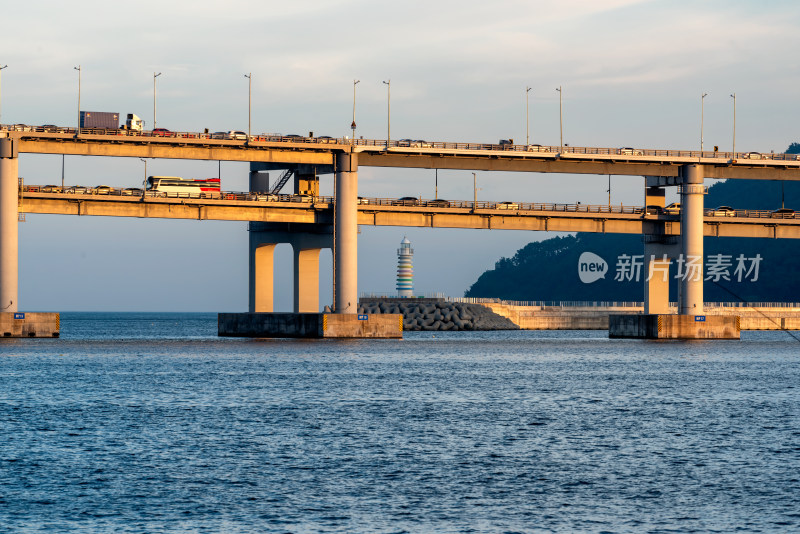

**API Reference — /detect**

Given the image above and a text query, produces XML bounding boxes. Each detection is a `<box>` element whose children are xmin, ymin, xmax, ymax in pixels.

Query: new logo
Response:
<box><xmin>578</xmin><ymin>252</ymin><xmax>608</xmax><ymax>284</ymax></box>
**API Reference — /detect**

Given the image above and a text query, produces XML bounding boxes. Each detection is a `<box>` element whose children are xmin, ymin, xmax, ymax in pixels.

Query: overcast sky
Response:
<box><xmin>3</xmin><ymin>0</ymin><xmax>799</xmax><ymax>311</ymax></box>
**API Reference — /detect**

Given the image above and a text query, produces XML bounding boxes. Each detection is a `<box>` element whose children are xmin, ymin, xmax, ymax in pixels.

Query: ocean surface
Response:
<box><xmin>1</xmin><ymin>313</ymin><xmax>799</xmax><ymax>533</ymax></box>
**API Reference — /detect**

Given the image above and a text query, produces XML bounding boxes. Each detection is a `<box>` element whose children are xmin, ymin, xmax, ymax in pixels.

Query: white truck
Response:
<box><xmin>122</xmin><ymin>113</ymin><xmax>145</xmax><ymax>131</ymax></box>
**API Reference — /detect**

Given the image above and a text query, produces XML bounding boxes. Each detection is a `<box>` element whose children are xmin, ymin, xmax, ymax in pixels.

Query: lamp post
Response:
<box><xmin>74</xmin><ymin>65</ymin><xmax>81</xmax><ymax>129</ymax></box>
<box><xmin>351</xmin><ymin>79</ymin><xmax>360</xmax><ymax>146</ymax></box>
<box><xmin>526</xmin><ymin>86</ymin><xmax>531</xmax><ymax>146</ymax></box>
<box><xmin>0</xmin><ymin>64</ymin><xmax>7</xmax><ymax>125</ymax></box>
<box><xmin>244</xmin><ymin>72</ymin><xmax>251</xmax><ymax>138</ymax></box>
<box><xmin>153</xmin><ymin>72</ymin><xmax>161</xmax><ymax>130</ymax></box>
<box><xmin>730</xmin><ymin>92</ymin><xmax>736</xmax><ymax>157</ymax></box>
<box><xmin>139</xmin><ymin>158</ymin><xmax>147</xmax><ymax>200</ymax></box>
<box><xmin>473</xmin><ymin>172</ymin><xmax>477</xmax><ymax>209</ymax></box>
<box><xmin>556</xmin><ymin>85</ymin><xmax>563</xmax><ymax>150</ymax></box>
<box><xmin>382</xmin><ymin>79</ymin><xmax>391</xmax><ymax>148</ymax></box>
<box><xmin>700</xmin><ymin>92</ymin><xmax>708</xmax><ymax>152</ymax></box>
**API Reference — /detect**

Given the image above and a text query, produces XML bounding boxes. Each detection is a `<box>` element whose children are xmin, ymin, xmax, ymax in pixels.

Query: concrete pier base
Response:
<box><xmin>0</xmin><ymin>312</ymin><xmax>60</xmax><ymax>338</ymax></box>
<box><xmin>609</xmin><ymin>314</ymin><xmax>740</xmax><ymax>339</ymax></box>
<box><xmin>218</xmin><ymin>312</ymin><xmax>403</xmax><ymax>339</ymax></box>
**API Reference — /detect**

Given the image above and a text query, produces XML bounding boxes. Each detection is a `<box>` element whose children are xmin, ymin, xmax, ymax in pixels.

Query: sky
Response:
<box><xmin>3</xmin><ymin>0</ymin><xmax>799</xmax><ymax>311</ymax></box>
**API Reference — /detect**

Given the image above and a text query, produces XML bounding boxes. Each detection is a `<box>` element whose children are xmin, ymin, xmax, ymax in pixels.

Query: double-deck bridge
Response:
<box><xmin>2</xmin><ymin>123</ymin><xmax>800</xmax><ymax>319</ymax></box>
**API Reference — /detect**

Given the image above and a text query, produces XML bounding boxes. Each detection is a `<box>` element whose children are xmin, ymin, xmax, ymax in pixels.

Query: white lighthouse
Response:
<box><xmin>396</xmin><ymin>237</ymin><xmax>414</xmax><ymax>297</ymax></box>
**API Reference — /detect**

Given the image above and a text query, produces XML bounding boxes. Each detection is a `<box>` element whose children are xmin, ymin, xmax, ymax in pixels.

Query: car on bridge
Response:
<box><xmin>316</xmin><ymin>136</ymin><xmax>337</xmax><ymax>144</ymax></box>
<box><xmin>212</xmin><ymin>131</ymin><xmax>247</xmax><ymax>140</ymax></box>
<box><xmin>152</xmin><ymin>128</ymin><xmax>172</xmax><ymax>137</ymax></box>
<box><xmin>427</xmin><ymin>199</ymin><xmax>450</xmax><ymax>208</ymax></box>
<box><xmin>91</xmin><ymin>185</ymin><xmax>115</xmax><ymax>195</ymax></box>
<box><xmin>770</xmin><ymin>208</ymin><xmax>796</xmax><ymax>218</ymax></box>
<box><xmin>40</xmin><ymin>185</ymin><xmax>62</xmax><ymax>193</ymax></box>
<box><xmin>411</xmin><ymin>140</ymin><xmax>432</xmax><ymax>148</ymax></box>
<box><xmin>526</xmin><ymin>144</ymin><xmax>546</xmax><ymax>152</ymax></box>
<box><xmin>122</xmin><ymin>188</ymin><xmax>143</xmax><ymax>196</ymax></box>
<box><xmin>251</xmin><ymin>193</ymin><xmax>279</xmax><ymax>202</ymax></box>
<box><xmin>644</xmin><ymin>205</ymin><xmax>664</xmax><ymax>215</ymax></box>
<box><xmin>709</xmin><ymin>206</ymin><xmax>736</xmax><ymax>217</ymax></box>
<box><xmin>496</xmin><ymin>201</ymin><xmax>520</xmax><ymax>210</ymax></box>
<box><xmin>392</xmin><ymin>196</ymin><xmax>420</xmax><ymax>206</ymax></box>
<box><xmin>742</xmin><ymin>152</ymin><xmax>764</xmax><ymax>159</ymax></box>
<box><xmin>618</xmin><ymin>147</ymin><xmax>644</xmax><ymax>156</ymax></box>
<box><xmin>665</xmin><ymin>202</ymin><xmax>681</xmax><ymax>215</ymax></box>
<box><xmin>65</xmin><ymin>185</ymin><xmax>88</xmax><ymax>194</ymax></box>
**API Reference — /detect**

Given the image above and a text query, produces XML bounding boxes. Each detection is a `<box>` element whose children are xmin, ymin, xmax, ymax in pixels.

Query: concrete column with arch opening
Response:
<box><xmin>249</xmin><ymin>241</ymin><xmax>276</xmax><ymax>313</ymax></box>
<box><xmin>294</xmin><ymin>247</ymin><xmax>320</xmax><ymax>313</ymax></box>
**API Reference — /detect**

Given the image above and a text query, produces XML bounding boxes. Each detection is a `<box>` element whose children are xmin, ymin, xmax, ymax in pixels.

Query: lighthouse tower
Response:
<box><xmin>396</xmin><ymin>237</ymin><xmax>414</xmax><ymax>297</ymax></box>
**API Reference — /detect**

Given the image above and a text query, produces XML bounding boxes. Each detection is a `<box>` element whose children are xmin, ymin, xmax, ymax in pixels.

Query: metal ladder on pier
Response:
<box><xmin>269</xmin><ymin>169</ymin><xmax>294</xmax><ymax>194</ymax></box>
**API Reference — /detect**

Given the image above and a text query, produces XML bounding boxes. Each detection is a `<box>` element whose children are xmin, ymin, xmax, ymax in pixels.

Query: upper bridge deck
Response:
<box><xmin>3</xmin><ymin>124</ymin><xmax>800</xmax><ymax>180</ymax></box>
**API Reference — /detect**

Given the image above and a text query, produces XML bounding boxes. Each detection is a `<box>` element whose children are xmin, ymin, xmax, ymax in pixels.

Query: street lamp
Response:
<box><xmin>153</xmin><ymin>72</ymin><xmax>161</xmax><ymax>130</ymax></box>
<box><xmin>556</xmin><ymin>85</ymin><xmax>563</xmax><ymax>150</ymax></box>
<box><xmin>74</xmin><ymin>65</ymin><xmax>81</xmax><ymax>129</ymax></box>
<box><xmin>473</xmin><ymin>172</ymin><xmax>477</xmax><ymax>209</ymax></box>
<box><xmin>0</xmin><ymin>64</ymin><xmax>8</xmax><ymax>125</ymax></box>
<box><xmin>526</xmin><ymin>86</ymin><xmax>531</xmax><ymax>146</ymax></box>
<box><xmin>244</xmin><ymin>72</ymin><xmax>251</xmax><ymax>138</ymax></box>
<box><xmin>139</xmin><ymin>158</ymin><xmax>147</xmax><ymax>200</ymax></box>
<box><xmin>382</xmin><ymin>79</ymin><xmax>391</xmax><ymax>148</ymax></box>
<box><xmin>730</xmin><ymin>92</ymin><xmax>736</xmax><ymax>157</ymax></box>
<box><xmin>700</xmin><ymin>92</ymin><xmax>708</xmax><ymax>153</ymax></box>
<box><xmin>351</xmin><ymin>79</ymin><xmax>360</xmax><ymax>146</ymax></box>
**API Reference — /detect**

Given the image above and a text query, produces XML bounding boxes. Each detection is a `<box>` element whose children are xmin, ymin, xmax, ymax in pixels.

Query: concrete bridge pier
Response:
<box><xmin>248</xmin><ymin>223</ymin><xmax>332</xmax><ymax>313</ymax></box>
<box><xmin>0</xmin><ymin>138</ymin><xmax>19</xmax><ymax>313</ymax></box>
<box><xmin>611</xmin><ymin>167</ymin><xmax>738</xmax><ymax>338</ymax></box>
<box><xmin>643</xmin><ymin>239</ymin><xmax>677</xmax><ymax>315</ymax></box>
<box><xmin>334</xmin><ymin>152</ymin><xmax>358</xmax><ymax>314</ymax></box>
<box><xmin>679</xmin><ymin>164</ymin><xmax>705</xmax><ymax>315</ymax></box>
<box><xmin>227</xmin><ymin>155</ymin><xmax>401</xmax><ymax>338</ymax></box>
<box><xmin>642</xmin><ymin>178</ymin><xmax>679</xmax><ymax>315</ymax></box>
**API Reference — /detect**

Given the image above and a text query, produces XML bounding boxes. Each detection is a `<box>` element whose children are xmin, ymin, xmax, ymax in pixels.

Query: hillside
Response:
<box><xmin>465</xmin><ymin>145</ymin><xmax>800</xmax><ymax>303</ymax></box>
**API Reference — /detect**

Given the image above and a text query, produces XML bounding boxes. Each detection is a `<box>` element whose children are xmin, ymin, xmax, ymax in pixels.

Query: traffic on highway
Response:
<box><xmin>3</xmin><ymin>122</ymin><xmax>800</xmax><ymax>163</ymax></box>
<box><xmin>19</xmin><ymin>184</ymin><xmax>797</xmax><ymax>219</ymax></box>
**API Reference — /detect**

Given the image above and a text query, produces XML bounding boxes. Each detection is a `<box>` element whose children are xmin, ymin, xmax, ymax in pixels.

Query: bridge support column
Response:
<box><xmin>249</xmin><ymin>241</ymin><xmax>276</xmax><ymax>312</ymax></box>
<box><xmin>0</xmin><ymin>138</ymin><xmax>19</xmax><ymax>313</ymax></box>
<box><xmin>643</xmin><ymin>240</ymin><xmax>675</xmax><ymax>315</ymax></box>
<box><xmin>248</xmin><ymin>222</ymin><xmax>333</xmax><ymax>313</ymax></box>
<box><xmin>334</xmin><ymin>152</ymin><xmax>358</xmax><ymax>314</ymax></box>
<box><xmin>642</xmin><ymin>177</ymin><xmax>674</xmax><ymax>315</ymax></box>
<box><xmin>294</xmin><ymin>247</ymin><xmax>320</xmax><ymax>313</ymax></box>
<box><xmin>680</xmin><ymin>164</ymin><xmax>705</xmax><ymax>315</ymax></box>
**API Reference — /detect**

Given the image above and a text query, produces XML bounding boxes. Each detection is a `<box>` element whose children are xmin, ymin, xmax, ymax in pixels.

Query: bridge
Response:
<box><xmin>19</xmin><ymin>187</ymin><xmax>800</xmax><ymax>239</ymax></box>
<box><xmin>3</xmin><ymin>123</ymin><xmax>800</xmax><ymax>336</ymax></box>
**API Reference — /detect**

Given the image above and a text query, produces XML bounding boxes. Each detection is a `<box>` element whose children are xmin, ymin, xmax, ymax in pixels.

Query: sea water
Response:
<box><xmin>1</xmin><ymin>313</ymin><xmax>798</xmax><ymax>533</ymax></box>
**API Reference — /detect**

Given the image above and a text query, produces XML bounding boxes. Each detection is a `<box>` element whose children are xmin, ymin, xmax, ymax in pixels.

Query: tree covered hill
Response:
<box><xmin>465</xmin><ymin>145</ymin><xmax>800</xmax><ymax>303</ymax></box>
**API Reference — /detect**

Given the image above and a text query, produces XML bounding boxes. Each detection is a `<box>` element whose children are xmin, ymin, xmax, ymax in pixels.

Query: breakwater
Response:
<box><xmin>358</xmin><ymin>299</ymin><xmax>518</xmax><ymax>331</ymax></box>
